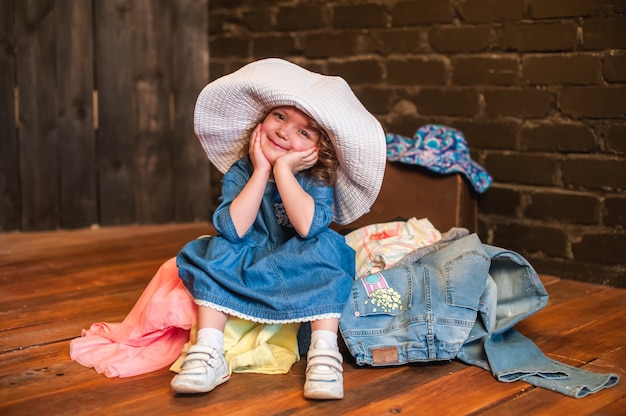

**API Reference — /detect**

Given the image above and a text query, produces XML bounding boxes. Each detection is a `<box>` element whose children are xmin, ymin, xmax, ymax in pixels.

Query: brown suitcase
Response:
<box><xmin>340</xmin><ymin>162</ymin><xmax>478</xmax><ymax>233</ymax></box>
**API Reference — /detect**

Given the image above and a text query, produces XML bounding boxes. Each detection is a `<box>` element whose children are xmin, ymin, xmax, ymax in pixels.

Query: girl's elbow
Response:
<box><xmin>292</xmin><ymin>220</ymin><xmax>312</xmax><ymax>238</ymax></box>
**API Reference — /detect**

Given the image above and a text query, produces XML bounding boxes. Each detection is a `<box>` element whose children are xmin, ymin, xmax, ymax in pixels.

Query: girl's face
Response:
<box><xmin>259</xmin><ymin>106</ymin><xmax>320</xmax><ymax>164</ymax></box>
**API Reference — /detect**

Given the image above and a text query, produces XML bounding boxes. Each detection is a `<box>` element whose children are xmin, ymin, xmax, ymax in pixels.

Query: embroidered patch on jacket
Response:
<box><xmin>274</xmin><ymin>202</ymin><xmax>292</xmax><ymax>227</ymax></box>
<box><xmin>362</xmin><ymin>272</ymin><xmax>403</xmax><ymax>313</ymax></box>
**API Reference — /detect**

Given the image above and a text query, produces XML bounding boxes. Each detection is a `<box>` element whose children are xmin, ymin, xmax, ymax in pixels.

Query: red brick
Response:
<box><xmin>562</xmin><ymin>157</ymin><xmax>626</xmax><ymax>190</ymax></box>
<box><xmin>522</xmin><ymin>54</ymin><xmax>602</xmax><ymax>85</ymax></box>
<box><xmin>520</xmin><ymin>123</ymin><xmax>596</xmax><ymax>152</ymax></box>
<box><xmin>452</xmin><ymin>55</ymin><xmax>519</xmax><ymax>85</ymax></box>
<box><xmin>210</xmin><ymin>0</ymin><xmax>247</xmax><ymax>8</ymax></box>
<box><xmin>477</xmin><ymin>185</ymin><xmax>522</xmax><ymax>216</ymax></box>
<box><xmin>354</xmin><ymin>86</ymin><xmax>393</xmax><ymax>114</ymax></box>
<box><xmin>208</xmin><ymin>11</ymin><xmax>228</xmax><ymax>36</ymax></box>
<box><xmin>429</xmin><ymin>25</ymin><xmax>491</xmax><ymax>53</ymax></box>
<box><xmin>372</xmin><ymin>29</ymin><xmax>427</xmax><ymax>54</ymax></box>
<box><xmin>572</xmin><ymin>233</ymin><xmax>626</xmax><ymax>264</ymax></box>
<box><xmin>606</xmin><ymin>124</ymin><xmax>626</xmax><ymax>154</ymax></box>
<box><xmin>248</xmin><ymin>0</ymin><xmax>281</xmax><ymax>6</ymax></box>
<box><xmin>501</xmin><ymin>22</ymin><xmax>578</xmax><ymax>52</ymax></box>
<box><xmin>526</xmin><ymin>257</ymin><xmax>625</xmax><ymax>287</ymax></box>
<box><xmin>208</xmin><ymin>62</ymin><xmax>227</xmax><ymax>82</ymax></box>
<box><xmin>387</xmin><ymin>58</ymin><xmax>448</xmax><ymax>85</ymax></box>
<box><xmin>333</xmin><ymin>3</ymin><xmax>387</xmax><ymax>29</ymax></box>
<box><xmin>605</xmin><ymin>196</ymin><xmax>626</xmax><ymax>227</ymax></box>
<box><xmin>241</xmin><ymin>9</ymin><xmax>274</xmax><ymax>32</ymax></box>
<box><xmin>327</xmin><ymin>60</ymin><xmax>384</xmax><ymax>85</ymax></box>
<box><xmin>530</xmin><ymin>0</ymin><xmax>604</xmax><ymax>18</ymax></box>
<box><xmin>450</xmin><ymin>120</ymin><xmax>518</xmax><ymax>149</ymax></box>
<box><xmin>391</xmin><ymin>0</ymin><xmax>454</xmax><ymax>25</ymax></box>
<box><xmin>614</xmin><ymin>0</ymin><xmax>626</xmax><ymax>12</ymax></box>
<box><xmin>491</xmin><ymin>222</ymin><xmax>569</xmax><ymax>258</ymax></box>
<box><xmin>276</xmin><ymin>6</ymin><xmax>327</xmax><ymax>31</ymax></box>
<box><xmin>300</xmin><ymin>62</ymin><xmax>326</xmax><ymax>75</ymax></box>
<box><xmin>484</xmin><ymin>153</ymin><xmax>558</xmax><ymax>186</ymax></box>
<box><xmin>384</xmin><ymin>115</ymin><xmax>439</xmax><ymax>139</ymax></box>
<box><xmin>484</xmin><ymin>89</ymin><xmax>555</xmax><ymax>117</ymax></box>
<box><xmin>415</xmin><ymin>88</ymin><xmax>480</xmax><ymax>116</ymax></box>
<box><xmin>583</xmin><ymin>17</ymin><xmax>626</xmax><ymax>49</ymax></box>
<box><xmin>253</xmin><ymin>35</ymin><xmax>298</xmax><ymax>58</ymax></box>
<box><xmin>603</xmin><ymin>52</ymin><xmax>626</xmax><ymax>83</ymax></box>
<box><xmin>210</xmin><ymin>37</ymin><xmax>249</xmax><ymax>58</ymax></box>
<box><xmin>525</xmin><ymin>191</ymin><xmax>601</xmax><ymax>224</ymax></box>
<box><xmin>560</xmin><ymin>86</ymin><xmax>626</xmax><ymax>118</ymax></box>
<box><xmin>457</xmin><ymin>0</ymin><xmax>527</xmax><ymax>22</ymax></box>
<box><xmin>302</xmin><ymin>32</ymin><xmax>359</xmax><ymax>58</ymax></box>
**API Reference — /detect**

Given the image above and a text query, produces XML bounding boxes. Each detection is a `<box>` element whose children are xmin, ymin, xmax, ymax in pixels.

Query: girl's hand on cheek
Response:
<box><xmin>249</xmin><ymin>124</ymin><xmax>272</xmax><ymax>174</ymax></box>
<box><xmin>276</xmin><ymin>147</ymin><xmax>319</xmax><ymax>174</ymax></box>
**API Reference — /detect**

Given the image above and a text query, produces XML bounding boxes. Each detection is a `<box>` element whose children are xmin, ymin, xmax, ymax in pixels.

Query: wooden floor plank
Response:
<box><xmin>341</xmin><ymin>366</ymin><xmax>532</xmax><ymax>415</ymax></box>
<box><xmin>0</xmin><ymin>223</ymin><xmax>624</xmax><ymax>415</ymax></box>
<box><xmin>515</xmin><ymin>289</ymin><xmax>626</xmax><ymax>365</ymax></box>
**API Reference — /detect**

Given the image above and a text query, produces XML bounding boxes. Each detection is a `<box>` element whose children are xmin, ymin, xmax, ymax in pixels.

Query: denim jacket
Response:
<box><xmin>339</xmin><ymin>232</ymin><xmax>619</xmax><ymax>398</ymax></box>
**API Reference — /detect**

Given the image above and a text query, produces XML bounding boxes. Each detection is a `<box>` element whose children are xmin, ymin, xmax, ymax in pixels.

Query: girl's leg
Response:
<box><xmin>195</xmin><ymin>306</ymin><xmax>229</xmax><ymax>351</ymax></box>
<box><xmin>304</xmin><ymin>318</ymin><xmax>344</xmax><ymax>400</ymax></box>
<box><xmin>171</xmin><ymin>306</ymin><xmax>230</xmax><ymax>394</ymax></box>
<box><xmin>198</xmin><ymin>305</ymin><xmax>229</xmax><ymax>330</ymax></box>
<box><xmin>310</xmin><ymin>317</ymin><xmax>339</xmax><ymax>332</ymax></box>
<box><xmin>310</xmin><ymin>318</ymin><xmax>340</xmax><ymax>349</ymax></box>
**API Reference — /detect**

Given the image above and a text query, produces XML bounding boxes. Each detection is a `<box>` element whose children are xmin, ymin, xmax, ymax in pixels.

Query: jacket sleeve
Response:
<box><xmin>211</xmin><ymin>159</ymin><xmax>253</xmax><ymax>243</ymax></box>
<box><xmin>298</xmin><ymin>177</ymin><xmax>334</xmax><ymax>239</ymax></box>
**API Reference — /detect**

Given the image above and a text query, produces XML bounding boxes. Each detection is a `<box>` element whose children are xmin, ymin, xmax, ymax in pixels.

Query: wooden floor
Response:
<box><xmin>1</xmin><ymin>223</ymin><xmax>624</xmax><ymax>415</ymax></box>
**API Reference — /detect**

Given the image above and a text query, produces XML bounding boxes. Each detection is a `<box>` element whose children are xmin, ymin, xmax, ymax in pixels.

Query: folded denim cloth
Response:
<box><xmin>341</xmin><ymin>231</ymin><xmax>620</xmax><ymax>398</ymax></box>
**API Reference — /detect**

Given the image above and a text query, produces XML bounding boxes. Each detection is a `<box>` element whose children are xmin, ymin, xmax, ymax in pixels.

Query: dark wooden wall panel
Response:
<box><xmin>0</xmin><ymin>0</ymin><xmax>20</xmax><ymax>231</ymax></box>
<box><xmin>16</xmin><ymin>0</ymin><xmax>60</xmax><ymax>230</ymax></box>
<box><xmin>171</xmin><ymin>0</ymin><xmax>211</xmax><ymax>223</ymax></box>
<box><xmin>132</xmin><ymin>0</ymin><xmax>173</xmax><ymax>224</ymax></box>
<box><xmin>95</xmin><ymin>0</ymin><xmax>136</xmax><ymax>226</ymax></box>
<box><xmin>55</xmin><ymin>0</ymin><xmax>97</xmax><ymax>228</ymax></box>
<box><xmin>1</xmin><ymin>0</ymin><xmax>215</xmax><ymax>231</ymax></box>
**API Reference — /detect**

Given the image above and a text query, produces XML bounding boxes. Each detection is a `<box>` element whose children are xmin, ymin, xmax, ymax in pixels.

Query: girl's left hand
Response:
<box><xmin>276</xmin><ymin>147</ymin><xmax>319</xmax><ymax>174</ymax></box>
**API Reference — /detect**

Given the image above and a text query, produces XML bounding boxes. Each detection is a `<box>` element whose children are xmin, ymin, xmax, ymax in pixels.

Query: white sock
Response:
<box><xmin>310</xmin><ymin>329</ymin><xmax>338</xmax><ymax>350</ymax></box>
<box><xmin>196</xmin><ymin>327</ymin><xmax>224</xmax><ymax>352</ymax></box>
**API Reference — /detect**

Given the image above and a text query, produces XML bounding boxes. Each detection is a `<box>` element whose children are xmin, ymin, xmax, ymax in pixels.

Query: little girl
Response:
<box><xmin>171</xmin><ymin>58</ymin><xmax>386</xmax><ymax>400</ymax></box>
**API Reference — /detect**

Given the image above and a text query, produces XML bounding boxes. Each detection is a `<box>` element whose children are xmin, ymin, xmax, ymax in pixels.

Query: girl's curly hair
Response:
<box><xmin>241</xmin><ymin>109</ymin><xmax>339</xmax><ymax>186</ymax></box>
<box><xmin>306</xmin><ymin>117</ymin><xmax>339</xmax><ymax>186</ymax></box>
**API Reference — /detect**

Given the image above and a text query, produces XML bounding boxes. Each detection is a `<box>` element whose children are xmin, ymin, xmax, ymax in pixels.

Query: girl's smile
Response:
<box><xmin>259</xmin><ymin>106</ymin><xmax>320</xmax><ymax>163</ymax></box>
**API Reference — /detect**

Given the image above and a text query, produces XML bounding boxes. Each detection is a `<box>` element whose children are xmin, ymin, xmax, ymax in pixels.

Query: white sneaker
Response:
<box><xmin>303</xmin><ymin>339</ymin><xmax>344</xmax><ymax>400</ymax></box>
<box><xmin>170</xmin><ymin>344</ymin><xmax>230</xmax><ymax>394</ymax></box>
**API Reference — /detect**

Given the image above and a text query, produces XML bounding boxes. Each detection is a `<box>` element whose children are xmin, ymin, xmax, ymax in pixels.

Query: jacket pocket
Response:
<box><xmin>445</xmin><ymin>250</ymin><xmax>490</xmax><ymax>311</ymax></box>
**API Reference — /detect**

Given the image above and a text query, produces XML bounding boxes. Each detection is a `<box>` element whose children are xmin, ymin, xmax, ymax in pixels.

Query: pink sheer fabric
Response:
<box><xmin>70</xmin><ymin>257</ymin><xmax>196</xmax><ymax>377</ymax></box>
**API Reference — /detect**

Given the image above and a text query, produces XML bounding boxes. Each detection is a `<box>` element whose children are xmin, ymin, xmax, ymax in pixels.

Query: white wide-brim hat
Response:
<box><xmin>194</xmin><ymin>58</ymin><xmax>386</xmax><ymax>225</ymax></box>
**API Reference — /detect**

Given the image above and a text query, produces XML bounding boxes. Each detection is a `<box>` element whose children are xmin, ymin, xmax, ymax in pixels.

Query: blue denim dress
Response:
<box><xmin>177</xmin><ymin>157</ymin><xmax>355</xmax><ymax>324</ymax></box>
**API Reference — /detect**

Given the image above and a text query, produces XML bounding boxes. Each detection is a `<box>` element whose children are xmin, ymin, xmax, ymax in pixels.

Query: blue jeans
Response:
<box><xmin>339</xmin><ymin>232</ymin><xmax>619</xmax><ymax>398</ymax></box>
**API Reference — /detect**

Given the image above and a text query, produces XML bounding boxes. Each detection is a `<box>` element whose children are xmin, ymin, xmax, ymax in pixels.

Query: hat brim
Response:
<box><xmin>194</xmin><ymin>58</ymin><xmax>386</xmax><ymax>225</ymax></box>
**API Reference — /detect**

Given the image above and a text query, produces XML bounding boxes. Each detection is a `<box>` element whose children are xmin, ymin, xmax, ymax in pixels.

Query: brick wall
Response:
<box><xmin>208</xmin><ymin>0</ymin><xmax>626</xmax><ymax>287</ymax></box>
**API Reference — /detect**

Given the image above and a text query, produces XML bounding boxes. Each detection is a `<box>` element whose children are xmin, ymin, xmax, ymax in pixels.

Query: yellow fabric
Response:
<box><xmin>170</xmin><ymin>318</ymin><xmax>300</xmax><ymax>375</ymax></box>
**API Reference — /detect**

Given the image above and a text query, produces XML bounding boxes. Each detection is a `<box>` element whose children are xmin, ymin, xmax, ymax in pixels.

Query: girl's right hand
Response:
<box><xmin>249</xmin><ymin>124</ymin><xmax>272</xmax><ymax>174</ymax></box>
